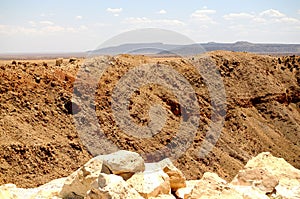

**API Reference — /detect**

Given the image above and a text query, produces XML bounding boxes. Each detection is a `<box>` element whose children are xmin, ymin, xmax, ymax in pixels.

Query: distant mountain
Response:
<box><xmin>89</xmin><ymin>43</ymin><xmax>180</xmax><ymax>55</ymax></box>
<box><xmin>89</xmin><ymin>42</ymin><xmax>300</xmax><ymax>56</ymax></box>
<box><xmin>202</xmin><ymin>41</ymin><xmax>300</xmax><ymax>53</ymax></box>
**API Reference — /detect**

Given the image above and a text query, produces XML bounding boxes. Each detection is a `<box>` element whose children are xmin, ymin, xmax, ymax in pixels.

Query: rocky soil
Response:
<box><xmin>0</xmin><ymin>51</ymin><xmax>299</xmax><ymax>189</ymax></box>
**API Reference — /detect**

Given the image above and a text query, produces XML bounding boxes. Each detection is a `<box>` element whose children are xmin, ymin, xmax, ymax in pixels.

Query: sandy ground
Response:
<box><xmin>0</xmin><ymin>51</ymin><xmax>299</xmax><ymax>187</ymax></box>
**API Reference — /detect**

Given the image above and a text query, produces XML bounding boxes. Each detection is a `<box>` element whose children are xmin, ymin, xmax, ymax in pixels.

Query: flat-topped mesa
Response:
<box><xmin>1</xmin><ymin>151</ymin><xmax>300</xmax><ymax>199</ymax></box>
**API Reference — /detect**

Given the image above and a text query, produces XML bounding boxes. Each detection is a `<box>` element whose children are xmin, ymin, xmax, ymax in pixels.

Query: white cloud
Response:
<box><xmin>298</xmin><ymin>10</ymin><xmax>300</xmax><ymax>14</ymax></box>
<box><xmin>42</xmin><ymin>25</ymin><xmax>65</xmax><ymax>33</ymax></box>
<box><xmin>223</xmin><ymin>13</ymin><xmax>254</xmax><ymax>20</ymax></box>
<box><xmin>123</xmin><ymin>17</ymin><xmax>185</xmax><ymax>27</ymax></box>
<box><xmin>40</xmin><ymin>21</ymin><xmax>54</xmax><ymax>25</ymax></box>
<box><xmin>274</xmin><ymin>17</ymin><xmax>299</xmax><ymax>23</ymax></box>
<box><xmin>0</xmin><ymin>23</ymin><xmax>88</xmax><ymax>35</ymax></box>
<box><xmin>220</xmin><ymin>9</ymin><xmax>300</xmax><ymax>43</ymax></box>
<box><xmin>190</xmin><ymin>9</ymin><xmax>217</xmax><ymax>24</ymax></box>
<box><xmin>259</xmin><ymin>9</ymin><xmax>285</xmax><ymax>18</ymax></box>
<box><xmin>258</xmin><ymin>9</ymin><xmax>299</xmax><ymax>24</ymax></box>
<box><xmin>223</xmin><ymin>9</ymin><xmax>299</xmax><ymax>25</ymax></box>
<box><xmin>76</xmin><ymin>15</ymin><xmax>83</xmax><ymax>20</ymax></box>
<box><xmin>106</xmin><ymin>8</ymin><xmax>123</xmax><ymax>16</ymax></box>
<box><xmin>40</xmin><ymin>13</ymin><xmax>55</xmax><ymax>17</ymax></box>
<box><xmin>0</xmin><ymin>25</ymin><xmax>37</xmax><ymax>35</ymax></box>
<box><xmin>192</xmin><ymin>9</ymin><xmax>216</xmax><ymax>15</ymax></box>
<box><xmin>158</xmin><ymin>9</ymin><xmax>167</xmax><ymax>14</ymax></box>
<box><xmin>28</xmin><ymin>21</ymin><xmax>37</xmax><ymax>27</ymax></box>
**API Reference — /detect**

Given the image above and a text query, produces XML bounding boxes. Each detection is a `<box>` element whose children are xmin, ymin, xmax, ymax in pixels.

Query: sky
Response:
<box><xmin>0</xmin><ymin>0</ymin><xmax>300</xmax><ymax>53</ymax></box>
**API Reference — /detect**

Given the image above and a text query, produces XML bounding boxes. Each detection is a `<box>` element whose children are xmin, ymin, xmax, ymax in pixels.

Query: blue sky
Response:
<box><xmin>0</xmin><ymin>0</ymin><xmax>299</xmax><ymax>52</ymax></box>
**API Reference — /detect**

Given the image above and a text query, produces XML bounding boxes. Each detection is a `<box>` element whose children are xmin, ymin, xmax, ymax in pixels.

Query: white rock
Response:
<box><xmin>145</xmin><ymin>158</ymin><xmax>185</xmax><ymax>191</ymax></box>
<box><xmin>59</xmin><ymin>157</ymin><xmax>104</xmax><ymax>198</ymax></box>
<box><xmin>175</xmin><ymin>180</ymin><xmax>199</xmax><ymax>199</ymax></box>
<box><xmin>86</xmin><ymin>173</ymin><xmax>143</xmax><ymax>199</ymax></box>
<box><xmin>236</xmin><ymin>152</ymin><xmax>300</xmax><ymax>198</ymax></box>
<box><xmin>59</xmin><ymin>150</ymin><xmax>144</xmax><ymax>198</ymax></box>
<box><xmin>230</xmin><ymin>185</ymin><xmax>269</xmax><ymax>199</ymax></box>
<box><xmin>245</xmin><ymin>152</ymin><xmax>300</xmax><ymax>179</ymax></box>
<box><xmin>231</xmin><ymin>168</ymin><xmax>278</xmax><ymax>193</ymax></box>
<box><xmin>148</xmin><ymin>194</ymin><xmax>176</xmax><ymax>199</ymax></box>
<box><xmin>274</xmin><ymin>178</ymin><xmax>300</xmax><ymax>199</ymax></box>
<box><xmin>0</xmin><ymin>178</ymin><xmax>66</xmax><ymax>199</ymax></box>
<box><xmin>0</xmin><ymin>184</ymin><xmax>19</xmax><ymax>199</ymax></box>
<box><xmin>100</xmin><ymin>150</ymin><xmax>145</xmax><ymax>180</ymax></box>
<box><xmin>31</xmin><ymin>177</ymin><xmax>66</xmax><ymax>198</ymax></box>
<box><xmin>127</xmin><ymin>171</ymin><xmax>170</xmax><ymax>198</ymax></box>
<box><xmin>190</xmin><ymin>172</ymin><xmax>243</xmax><ymax>199</ymax></box>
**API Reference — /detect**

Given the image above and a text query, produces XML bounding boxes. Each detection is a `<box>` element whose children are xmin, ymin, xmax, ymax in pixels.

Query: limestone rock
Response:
<box><xmin>59</xmin><ymin>150</ymin><xmax>144</xmax><ymax>197</ymax></box>
<box><xmin>30</xmin><ymin>177</ymin><xmax>66</xmax><ymax>198</ymax></box>
<box><xmin>127</xmin><ymin>171</ymin><xmax>170</xmax><ymax>198</ymax></box>
<box><xmin>275</xmin><ymin>178</ymin><xmax>300</xmax><ymax>199</ymax></box>
<box><xmin>148</xmin><ymin>194</ymin><xmax>176</xmax><ymax>199</ymax></box>
<box><xmin>0</xmin><ymin>178</ymin><xmax>66</xmax><ymax>199</ymax></box>
<box><xmin>144</xmin><ymin>158</ymin><xmax>173</xmax><ymax>172</ymax></box>
<box><xmin>185</xmin><ymin>173</ymin><xmax>270</xmax><ymax>199</ymax></box>
<box><xmin>190</xmin><ymin>172</ymin><xmax>226</xmax><ymax>198</ymax></box>
<box><xmin>236</xmin><ymin>152</ymin><xmax>300</xmax><ymax>198</ymax></box>
<box><xmin>86</xmin><ymin>173</ymin><xmax>143</xmax><ymax>199</ymax></box>
<box><xmin>2</xmin><ymin>151</ymin><xmax>300</xmax><ymax>199</ymax></box>
<box><xmin>100</xmin><ymin>150</ymin><xmax>145</xmax><ymax>180</ymax></box>
<box><xmin>163</xmin><ymin>164</ymin><xmax>186</xmax><ymax>191</ymax></box>
<box><xmin>245</xmin><ymin>152</ymin><xmax>300</xmax><ymax>176</ymax></box>
<box><xmin>0</xmin><ymin>184</ymin><xmax>19</xmax><ymax>199</ymax></box>
<box><xmin>144</xmin><ymin>158</ymin><xmax>185</xmax><ymax>191</ymax></box>
<box><xmin>175</xmin><ymin>180</ymin><xmax>199</xmax><ymax>199</ymax></box>
<box><xmin>230</xmin><ymin>185</ymin><xmax>270</xmax><ymax>199</ymax></box>
<box><xmin>59</xmin><ymin>157</ymin><xmax>104</xmax><ymax>198</ymax></box>
<box><xmin>231</xmin><ymin>168</ymin><xmax>279</xmax><ymax>193</ymax></box>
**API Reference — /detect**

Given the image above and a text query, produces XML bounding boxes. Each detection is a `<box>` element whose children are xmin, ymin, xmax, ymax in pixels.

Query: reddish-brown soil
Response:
<box><xmin>0</xmin><ymin>51</ymin><xmax>299</xmax><ymax>188</ymax></box>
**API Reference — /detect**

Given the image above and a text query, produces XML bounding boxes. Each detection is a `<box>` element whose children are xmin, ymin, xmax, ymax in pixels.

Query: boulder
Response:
<box><xmin>230</xmin><ymin>185</ymin><xmax>270</xmax><ymax>199</ymax></box>
<box><xmin>0</xmin><ymin>178</ymin><xmax>66</xmax><ymax>199</ymax></box>
<box><xmin>69</xmin><ymin>58</ymin><xmax>77</xmax><ymax>64</ymax></box>
<box><xmin>86</xmin><ymin>173</ymin><xmax>143</xmax><ymax>199</ymax></box>
<box><xmin>190</xmin><ymin>172</ymin><xmax>243</xmax><ymax>199</ymax></box>
<box><xmin>2</xmin><ymin>151</ymin><xmax>300</xmax><ymax>199</ymax></box>
<box><xmin>100</xmin><ymin>150</ymin><xmax>145</xmax><ymax>180</ymax></box>
<box><xmin>30</xmin><ymin>177</ymin><xmax>66</xmax><ymax>198</ymax></box>
<box><xmin>234</xmin><ymin>152</ymin><xmax>300</xmax><ymax>198</ymax></box>
<box><xmin>59</xmin><ymin>150</ymin><xmax>144</xmax><ymax>197</ymax></box>
<box><xmin>145</xmin><ymin>158</ymin><xmax>185</xmax><ymax>191</ymax></box>
<box><xmin>275</xmin><ymin>178</ymin><xmax>300</xmax><ymax>199</ymax></box>
<box><xmin>56</xmin><ymin>58</ymin><xmax>63</xmax><ymax>66</ymax></box>
<box><xmin>190</xmin><ymin>172</ymin><xmax>227</xmax><ymax>198</ymax></box>
<box><xmin>148</xmin><ymin>194</ymin><xmax>176</xmax><ymax>199</ymax></box>
<box><xmin>175</xmin><ymin>180</ymin><xmax>199</xmax><ymax>199</ymax></box>
<box><xmin>244</xmin><ymin>152</ymin><xmax>300</xmax><ymax>179</ymax></box>
<box><xmin>231</xmin><ymin>168</ymin><xmax>279</xmax><ymax>193</ymax></box>
<box><xmin>0</xmin><ymin>184</ymin><xmax>19</xmax><ymax>199</ymax></box>
<box><xmin>59</xmin><ymin>157</ymin><xmax>104</xmax><ymax>198</ymax></box>
<box><xmin>127</xmin><ymin>171</ymin><xmax>170</xmax><ymax>198</ymax></box>
<box><xmin>163</xmin><ymin>164</ymin><xmax>186</xmax><ymax>191</ymax></box>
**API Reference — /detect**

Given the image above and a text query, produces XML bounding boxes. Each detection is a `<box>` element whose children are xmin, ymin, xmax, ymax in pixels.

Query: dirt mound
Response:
<box><xmin>0</xmin><ymin>52</ymin><xmax>299</xmax><ymax>188</ymax></box>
